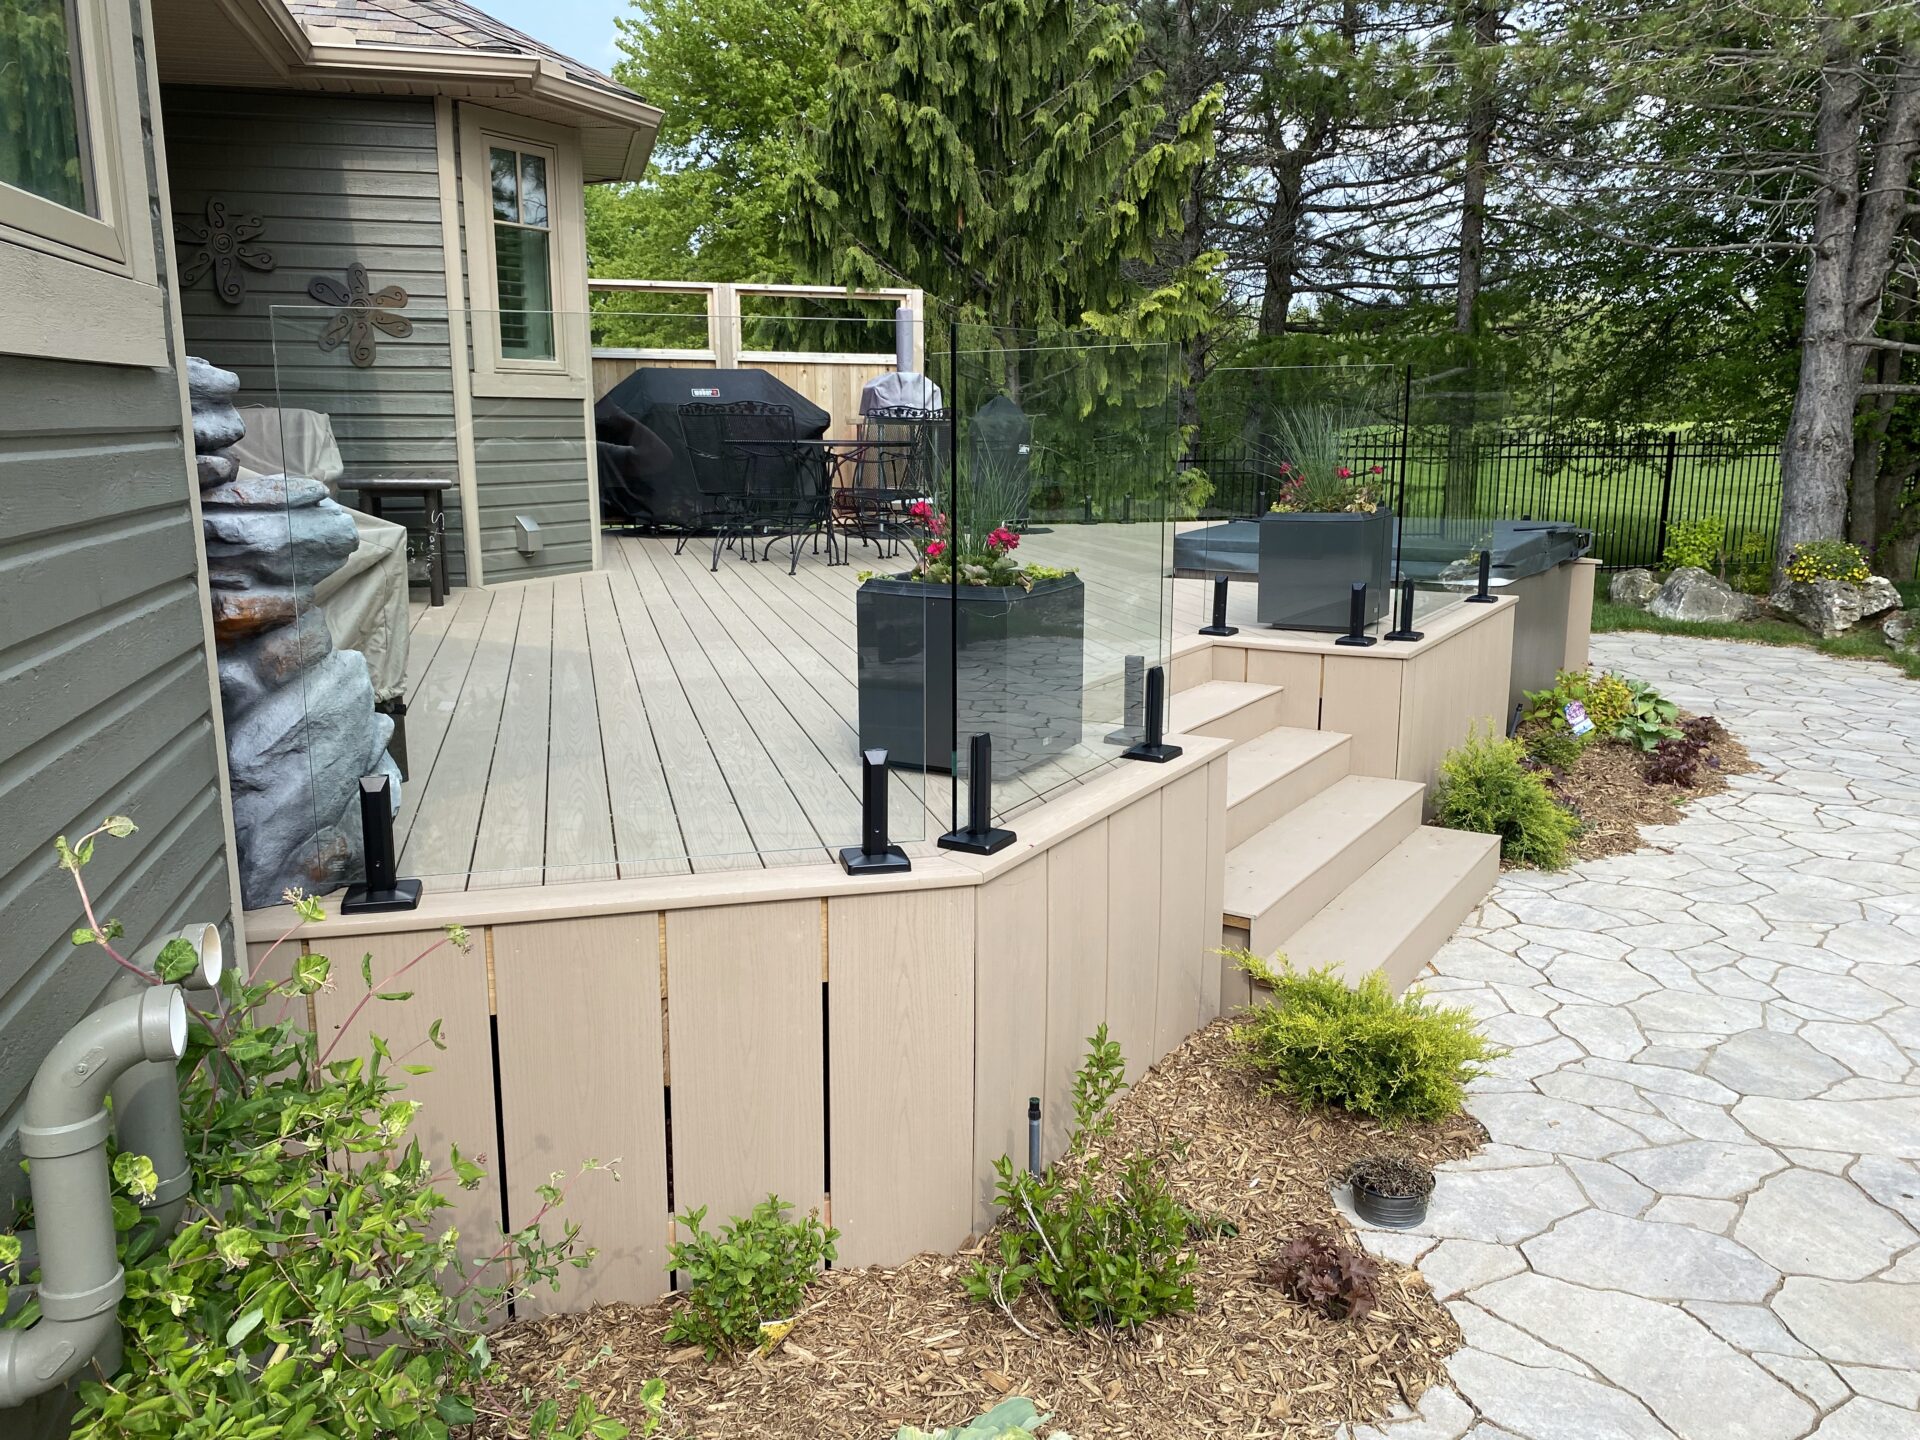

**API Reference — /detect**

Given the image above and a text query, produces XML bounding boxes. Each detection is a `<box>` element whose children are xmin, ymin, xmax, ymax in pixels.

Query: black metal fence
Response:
<box><xmin>1184</xmin><ymin>425</ymin><xmax>1784</xmax><ymax>573</ymax></box>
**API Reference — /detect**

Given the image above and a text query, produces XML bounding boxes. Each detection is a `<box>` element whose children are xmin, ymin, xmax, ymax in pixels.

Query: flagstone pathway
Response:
<box><xmin>1338</xmin><ymin>634</ymin><xmax>1920</xmax><ymax>1440</ymax></box>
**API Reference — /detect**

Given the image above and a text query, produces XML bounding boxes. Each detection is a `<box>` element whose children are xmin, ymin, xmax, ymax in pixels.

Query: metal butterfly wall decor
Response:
<box><xmin>308</xmin><ymin>263</ymin><xmax>412</xmax><ymax>368</ymax></box>
<box><xmin>175</xmin><ymin>197</ymin><xmax>275</xmax><ymax>305</ymax></box>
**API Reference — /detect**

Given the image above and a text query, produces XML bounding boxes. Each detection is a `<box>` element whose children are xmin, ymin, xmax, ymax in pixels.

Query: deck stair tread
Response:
<box><xmin>1167</xmin><ymin>679</ymin><xmax>1286</xmax><ymax>746</ymax></box>
<box><xmin>1224</xmin><ymin>728</ymin><xmax>1352</xmax><ymax>847</ymax></box>
<box><xmin>1277</xmin><ymin>826</ymin><xmax>1500</xmax><ymax>992</ymax></box>
<box><xmin>1223</xmin><ymin>774</ymin><xmax>1425</xmax><ymax>953</ymax></box>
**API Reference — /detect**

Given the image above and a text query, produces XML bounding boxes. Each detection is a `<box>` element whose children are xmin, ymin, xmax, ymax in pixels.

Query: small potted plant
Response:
<box><xmin>1255</xmin><ymin>404</ymin><xmax>1393</xmax><ymax>630</ymax></box>
<box><xmin>856</xmin><ymin>498</ymin><xmax>1084</xmax><ymax>774</ymax></box>
<box><xmin>1347</xmin><ymin>1154</ymin><xmax>1435</xmax><ymax>1228</ymax></box>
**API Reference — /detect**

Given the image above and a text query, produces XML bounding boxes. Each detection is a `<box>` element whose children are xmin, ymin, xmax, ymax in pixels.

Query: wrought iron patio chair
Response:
<box><xmin>679</xmin><ymin>401</ymin><xmax>760</xmax><ymax>571</ymax></box>
<box><xmin>838</xmin><ymin>405</ymin><xmax>949</xmax><ymax>561</ymax></box>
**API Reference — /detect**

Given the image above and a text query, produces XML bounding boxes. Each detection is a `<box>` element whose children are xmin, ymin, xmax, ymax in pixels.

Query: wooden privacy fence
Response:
<box><xmin>588</xmin><ymin>279</ymin><xmax>927</xmax><ymax>439</ymax></box>
<box><xmin>266</xmin><ymin>739</ymin><xmax>1229</xmax><ymax>1319</ymax></box>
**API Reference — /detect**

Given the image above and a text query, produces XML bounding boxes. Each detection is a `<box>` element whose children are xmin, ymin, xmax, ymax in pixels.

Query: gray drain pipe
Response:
<box><xmin>0</xmin><ymin>983</ymin><xmax>191</xmax><ymax>1408</ymax></box>
<box><xmin>107</xmin><ymin>925</ymin><xmax>223</xmax><ymax>1246</ymax></box>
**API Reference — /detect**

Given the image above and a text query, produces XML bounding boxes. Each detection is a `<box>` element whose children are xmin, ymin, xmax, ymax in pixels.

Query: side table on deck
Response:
<box><xmin>344</xmin><ymin>476</ymin><xmax>456</xmax><ymax>606</ymax></box>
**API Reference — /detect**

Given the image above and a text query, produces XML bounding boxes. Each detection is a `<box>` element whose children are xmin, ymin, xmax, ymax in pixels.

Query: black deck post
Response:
<box><xmin>1335</xmin><ymin>582</ymin><xmax>1378</xmax><ymax>647</ymax></box>
<box><xmin>1122</xmin><ymin>665</ymin><xmax>1183</xmax><ymax>763</ymax></box>
<box><xmin>939</xmin><ymin>733</ymin><xmax>1016</xmax><ymax>854</ymax></box>
<box><xmin>1385</xmin><ymin>577</ymin><xmax>1424</xmax><ymax>642</ymax></box>
<box><xmin>1467</xmin><ymin>548</ymin><xmax>1497</xmax><ymax>602</ymax></box>
<box><xmin>1199</xmin><ymin>574</ymin><xmax>1239</xmax><ymax>636</ymax></box>
<box><xmin>840</xmin><ymin>748</ymin><xmax>911</xmax><ymax>873</ymax></box>
<box><xmin>341</xmin><ymin>774</ymin><xmax>423</xmax><ymax>913</ymax></box>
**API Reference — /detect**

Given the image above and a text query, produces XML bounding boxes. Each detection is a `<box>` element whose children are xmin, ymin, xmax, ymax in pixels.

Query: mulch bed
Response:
<box><xmin>474</xmin><ymin>1022</ymin><xmax>1483</xmax><ymax>1439</ymax></box>
<box><xmin>1542</xmin><ymin>717</ymin><xmax>1758</xmax><ymax>864</ymax></box>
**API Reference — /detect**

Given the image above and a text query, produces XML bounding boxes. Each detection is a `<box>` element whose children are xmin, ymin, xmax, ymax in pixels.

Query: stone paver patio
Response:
<box><xmin>1339</xmin><ymin>634</ymin><xmax>1920</xmax><ymax>1440</ymax></box>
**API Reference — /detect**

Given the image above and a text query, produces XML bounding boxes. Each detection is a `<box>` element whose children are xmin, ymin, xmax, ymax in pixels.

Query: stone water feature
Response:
<box><xmin>189</xmin><ymin>358</ymin><xmax>400</xmax><ymax>909</ymax></box>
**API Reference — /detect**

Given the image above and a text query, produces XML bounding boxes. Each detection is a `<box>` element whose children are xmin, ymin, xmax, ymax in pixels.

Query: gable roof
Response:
<box><xmin>152</xmin><ymin>0</ymin><xmax>660</xmax><ymax>181</ymax></box>
<box><xmin>282</xmin><ymin>0</ymin><xmax>639</xmax><ymax>109</ymax></box>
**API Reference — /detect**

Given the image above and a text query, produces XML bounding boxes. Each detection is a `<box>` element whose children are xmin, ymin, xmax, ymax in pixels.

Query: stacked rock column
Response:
<box><xmin>188</xmin><ymin>358</ymin><xmax>400</xmax><ymax>908</ymax></box>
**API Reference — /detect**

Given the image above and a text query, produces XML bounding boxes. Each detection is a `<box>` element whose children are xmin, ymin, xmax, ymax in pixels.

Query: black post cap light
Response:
<box><xmin>939</xmin><ymin>732</ymin><xmax>1016</xmax><ymax>854</ymax></box>
<box><xmin>1199</xmin><ymin>574</ymin><xmax>1239</xmax><ymax>636</ymax></box>
<box><xmin>341</xmin><ymin>774</ymin><xmax>423</xmax><ymax>913</ymax></box>
<box><xmin>840</xmin><ymin>748</ymin><xmax>911</xmax><ymax>874</ymax></box>
<box><xmin>1335</xmin><ymin>581</ymin><xmax>1378</xmax><ymax>647</ymax></box>
<box><xmin>1385</xmin><ymin>577</ymin><xmax>1424</xmax><ymax>642</ymax></box>
<box><xmin>1123</xmin><ymin>665</ymin><xmax>1184</xmax><ymax>763</ymax></box>
<box><xmin>1467</xmin><ymin>548</ymin><xmax>1497</xmax><ymax>602</ymax></box>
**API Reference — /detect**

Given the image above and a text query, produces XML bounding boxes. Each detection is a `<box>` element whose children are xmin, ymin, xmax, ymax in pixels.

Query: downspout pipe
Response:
<box><xmin>106</xmin><ymin>925</ymin><xmax>224</xmax><ymax>1245</ymax></box>
<box><xmin>0</xmin><ymin>985</ymin><xmax>189</xmax><ymax>1409</ymax></box>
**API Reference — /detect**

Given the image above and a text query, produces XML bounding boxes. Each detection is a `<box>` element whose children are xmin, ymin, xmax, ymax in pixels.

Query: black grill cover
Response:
<box><xmin>597</xmin><ymin>367</ymin><xmax>831</xmax><ymax>527</ymax></box>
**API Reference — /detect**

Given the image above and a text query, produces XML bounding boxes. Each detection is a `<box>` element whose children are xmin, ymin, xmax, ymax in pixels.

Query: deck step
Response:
<box><xmin>1278</xmin><ymin>826</ymin><xmax>1500</xmax><ymax>994</ymax></box>
<box><xmin>1223</xmin><ymin>774</ymin><xmax>1425</xmax><ymax>958</ymax></box>
<box><xmin>1225</xmin><ymin>728</ymin><xmax>1352</xmax><ymax>849</ymax></box>
<box><xmin>1168</xmin><ymin>680</ymin><xmax>1286</xmax><ymax>746</ymax></box>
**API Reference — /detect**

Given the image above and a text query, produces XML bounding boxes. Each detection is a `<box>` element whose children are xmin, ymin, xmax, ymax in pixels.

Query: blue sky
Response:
<box><xmin>485</xmin><ymin>0</ymin><xmax>629</xmax><ymax>72</ymax></box>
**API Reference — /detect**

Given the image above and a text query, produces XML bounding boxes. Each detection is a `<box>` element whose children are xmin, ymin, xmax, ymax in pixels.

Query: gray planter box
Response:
<box><xmin>857</xmin><ymin>574</ymin><xmax>1085</xmax><ymax>774</ymax></box>
<box><xmin>1257</xmin><ymin>510</ymin><xmax>1394</xmax><ymax>631</ymax></box>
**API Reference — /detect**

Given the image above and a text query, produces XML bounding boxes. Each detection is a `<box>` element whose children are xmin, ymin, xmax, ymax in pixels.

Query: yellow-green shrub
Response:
<box><xmin>1435</xmin><ymin>727</ymin><xmax>1579</xmax><ymax>868</ymax></box>
<box><xmin>1785</xmin><ymin>540</ymin><xmax>1870</xmax><ymax>584</ymax></box>
<box><xmin>1231</xmin><ymin>957</ymin><xmax>1502</xmax><ymax>1124</ymax></box>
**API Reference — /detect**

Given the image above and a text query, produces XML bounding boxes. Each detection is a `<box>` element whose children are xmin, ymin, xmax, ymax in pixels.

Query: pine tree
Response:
<box><xmin>786</xmin><ymin>0</ymin><xmax>1224</xmax><ymax>348</ymax></box>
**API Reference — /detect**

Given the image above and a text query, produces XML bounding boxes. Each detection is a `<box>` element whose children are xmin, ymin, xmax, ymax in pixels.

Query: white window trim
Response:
<box><xmin>457</xmin><ymin>103</ymin><xmax>589</xmax><ymax>399</ymax></box>
<box><xmin>0</xmin><ymin>0</ymin><xmax>167</xmax><ymax>367</ymax></box>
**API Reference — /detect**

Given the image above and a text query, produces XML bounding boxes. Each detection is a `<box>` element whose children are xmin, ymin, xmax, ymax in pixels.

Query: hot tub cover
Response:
<box><xmin>1174</xmin><ymin>517</ymin><xmax>1591</xmax><ymax>585</ymax></box>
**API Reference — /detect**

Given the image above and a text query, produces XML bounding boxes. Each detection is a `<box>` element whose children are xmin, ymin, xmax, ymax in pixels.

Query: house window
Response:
<box><xmin>0</xmin><ymin>0</ymin><xmax>94</xmax><ymax>214</ymax></box>
<box><xmin>489</xmin><ymin>144</ymin><xmax>556</xmax><ymax>362</ymax></box>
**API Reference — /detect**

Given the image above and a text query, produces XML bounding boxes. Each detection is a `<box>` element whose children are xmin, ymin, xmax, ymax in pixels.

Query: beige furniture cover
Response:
<box><xmin>228</xmin><ymin>407</ymin><xmax>411</xmax><ymax>702</ymax></box>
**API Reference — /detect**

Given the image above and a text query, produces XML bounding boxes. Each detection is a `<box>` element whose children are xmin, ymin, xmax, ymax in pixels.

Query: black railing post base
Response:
<box><xmin>840</xmin><ymin>747</ymin><xmax>912</xmax><ymax>874</ymax></box>
<box><xmin>341</xmin><ymin>773</ymin><xmax>424</xmax><ymax>914</ymax></box>
<box><xmin>940</xmin><ymin>732</ymin><xmax>1016</xmax><ymax>855</ymax></box>
<box><xmin>1466</xmin><ymin>549</ymin><xmax>1497</xmax><ymax>602</ymax></box>
<box><xmin>1385</xmin><ymin>577</ymin><xmax>1425</xmax><ymax>643</ymax></box>
<box><xmin>1199</xmin><ymin>574</ymin><xmax>1239</xmax><ymax>636</ymax></box>
<box><xmin>1123</xmin><ymin>665</ymin><xmax>1184</xmax><ymax>764</ymax></box>
<box><xmin>1335</xmin><ymin>581</ymin><xmax>1378</xmax><ymax>647</ymax></box>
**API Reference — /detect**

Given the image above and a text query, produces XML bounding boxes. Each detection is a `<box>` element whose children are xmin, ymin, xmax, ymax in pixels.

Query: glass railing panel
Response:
<box><xmin>924</xmin><ymin>324</ymin><xmax>1178</xmax><ymax>829</ymax></box>
<box><xmin>231</xmin><ymin>304</ymin><xmax>934</xmax><ymax>899</ymax></box>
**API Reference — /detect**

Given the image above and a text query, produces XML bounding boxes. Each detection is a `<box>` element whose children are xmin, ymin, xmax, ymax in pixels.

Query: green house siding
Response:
<box><xmin>0</xmin><ymin>363</ymin><xmax>232</xmax><ymax>1190</ymax></box>
<box><xmin>471</xmin><ymin>394</ymin><xmax>596</xmax><ymax>578</ymax></box>
<box><xmin>162</xmin><ymin>87</ymin><xmax>470</xmax><ymax>585</ymax></box>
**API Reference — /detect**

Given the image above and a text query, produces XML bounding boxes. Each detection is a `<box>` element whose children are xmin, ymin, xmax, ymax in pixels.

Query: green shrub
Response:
<box><xmin>1612</xmin><ymin>677</ymin><xmax>1682</xmax><ymax>751</ymax></box>
<box><xmin>1786</xmin><ymin>539</ymin><xmax>1871</xmax><ymax>584</ymax></box>
<box><xmin>666</xmin><ymin>1196</ymin><xmax>838</xmax><ymax>1359</ymax></box>
<box><xmin>10</xmin><ymin>822</ymin><xmax>639</xmax><ymax>1440</ymax></box>
<box><xmin>1524</xmin><ymin>725</ymin><xmax>1585</xmax><ymax>771</ymax></box>
<box><xmin>965</xmin><ymin>1027</ymin><xmax>1197</xmax><ymax>1331</ymax></box>
<box><xmin>896</xmin><ymin>1398</ymin><xmax>1062</xmax><ymax>1440</ymax></box>
<box><xmin>1230</xmin><ymin>958</ymin><xmax>1502</xmax><ymax>1124</ymax></box>
<box><xmin>1661</xmin><ymin>517</ymin><xmax>1723</xmax><ymax>572</ymax></box>
<box><xmin>1434</xmin><ymin>726</ymin><xmax>1580</xmax><ymax>868</ymax></box>
<box><xmin>1522</xmin><ymin>668</ymin><xmax>1631</xmax><ymax>739</ymax></box>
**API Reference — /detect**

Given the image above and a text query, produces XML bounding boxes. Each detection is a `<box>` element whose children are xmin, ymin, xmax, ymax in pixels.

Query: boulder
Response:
<box><xmin>200</xmin><ymin>471</ymin><xmax>331</xmax><ymax>511</ymax></box>
<box><xmin>197</xmin><ymin>454</ymin><xmax>236</xmax><ymax>488</ymax></box>
<box><xmin>1649</xmin><ymin>567</ymin><xmax>1753</xmax><ymax>623</ymax></box>
<box><xmin>187</xmin><ymin>358</ymin><xmax>245</xmax><ymax>454</ymax></box>
<box><xmin>1884</xmin><ymin>609</ymin><xmax>1920</xmax><ymax>655</ymax></box>
<box><xmin>202</xmin><ymin>498</ymin><xmax>358</xmax><ymax>589</ymax></box>
<box><xmin>1610</xmin><ymin>568</ymin><xmax>1659</xmax><ymax>607</ymax></box>
<box><xmin>225</xmin><ymin>649</ymin><xmax>396</xmax><ymax>908</ymax></box>
<box><xmin>218</xmin><ymin>610</ymin><xmax>334</xmax><ymax>716</ymax></box>
<box><xmin>1770</xmin><ymin>577</ymin><xmax>1903</xmax><ymax>639</ymax></box>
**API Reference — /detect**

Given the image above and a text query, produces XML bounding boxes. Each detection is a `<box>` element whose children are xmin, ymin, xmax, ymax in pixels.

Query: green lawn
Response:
<box><xmin>1593</xmin><ymin>598</ymin><xmax>1920</xmax><ymax>680</ymax></box>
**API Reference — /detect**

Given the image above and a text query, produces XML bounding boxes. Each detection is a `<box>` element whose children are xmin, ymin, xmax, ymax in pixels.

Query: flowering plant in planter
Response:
<box><xmin>898</xmin><ymin>501</ymin><xmax>1073</xmax><ymax>590</ymax></box>
<box><xmin>1267</xmin><ymin>461</ymin><xmax>1387</xmax><ymax>514</ymax></box>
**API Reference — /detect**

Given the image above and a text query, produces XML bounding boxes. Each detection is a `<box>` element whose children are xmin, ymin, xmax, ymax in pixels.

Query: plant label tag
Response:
<box><xmin>1564</xmin><ymin>700</ymin><xmax>1595</xmax><ymax>736</ymax></box>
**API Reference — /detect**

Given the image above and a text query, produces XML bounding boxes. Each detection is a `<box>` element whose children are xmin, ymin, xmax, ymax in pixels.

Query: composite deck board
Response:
<box><xmin>383</xmin><ymin>532</ymin><xmax>1167</xmax><ymax>888</ymax></box>
<box><xmin>401</xmin><ymin>586</ymin><xmax>523</xmax><ymax>880</ymax></box>
<box><xmin>394</xmin><ymin>588</ymin><xmax>496</xmax><ymax>858</ymax></box>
